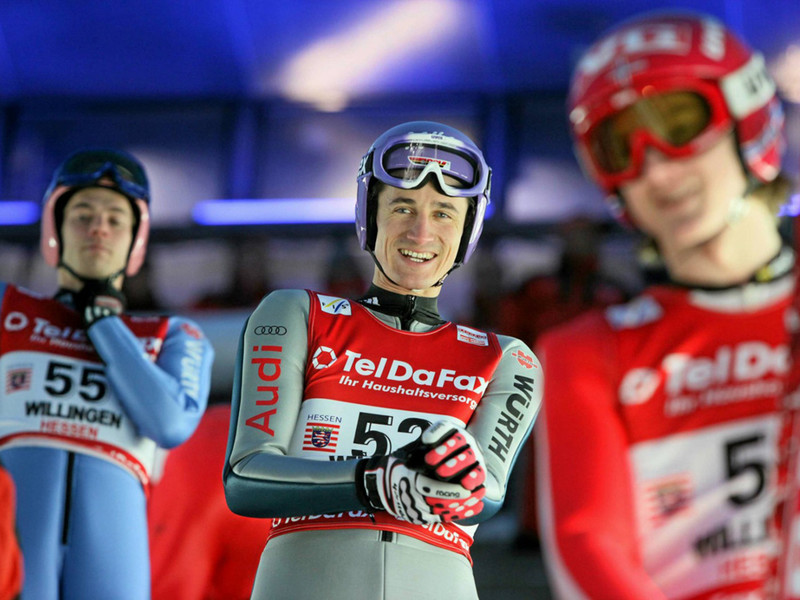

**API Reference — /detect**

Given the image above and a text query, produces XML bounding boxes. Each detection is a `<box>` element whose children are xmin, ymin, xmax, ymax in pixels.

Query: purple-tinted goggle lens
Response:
<box><xmin>375</xmin><ymin>142</ymin><xmax>487</xmax><ymax>198</ymax></box>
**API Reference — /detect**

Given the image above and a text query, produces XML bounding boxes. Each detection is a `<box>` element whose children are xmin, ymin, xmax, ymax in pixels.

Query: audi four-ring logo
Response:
<box><xmin>254</xmin><ymin>325</ymin><xmax>287</xmax><ymax>335</ymax></box>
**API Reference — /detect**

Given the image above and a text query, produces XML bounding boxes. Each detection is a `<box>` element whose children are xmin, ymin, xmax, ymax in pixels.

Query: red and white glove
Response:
<box><xmin>412</xmin><ymin>421</ymin><xmax>487</xmax><ymax>521</ymax></box>
<box><xmin>356</xmin><ymin>453</ymin><xmax>476</xmax><ymax>525</ymax></box>
<box><xmin>355</xmin><ymin>421</ymin><xmax>487</xmax><ymax>524</ymax></box>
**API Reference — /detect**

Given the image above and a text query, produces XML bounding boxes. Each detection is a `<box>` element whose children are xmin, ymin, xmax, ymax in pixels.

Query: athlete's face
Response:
<box><xmin>619</xmin><ymin>132</ymin><xmax>748</xmax><ymax>255</ymax></box>
<box><xmin>372</xmin><ymin>178</ymin><xmax>469</xmax><ymax>297</ymax></box>
<box><xmin>59</xmin><ymin>187</ymin><xmax>134</xmax><ymax>286</ymax></box>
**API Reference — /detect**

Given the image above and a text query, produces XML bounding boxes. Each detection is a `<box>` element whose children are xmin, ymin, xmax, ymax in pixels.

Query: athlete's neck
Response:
<box><xmin>659</xmin><ymin>198</ymin><xmax>782</xmax><ymax>287</ymax></box>
<box><xmin>357</xmin><ymin>284</ymin><xmax>443</xmax><ymax>329</ymax></box>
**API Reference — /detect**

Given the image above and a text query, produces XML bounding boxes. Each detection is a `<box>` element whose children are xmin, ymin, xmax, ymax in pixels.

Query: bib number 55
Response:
<box><xmin>44</xmin><ymin>360</ymin><xmax>107</xmax><ymax>402</ymax></box>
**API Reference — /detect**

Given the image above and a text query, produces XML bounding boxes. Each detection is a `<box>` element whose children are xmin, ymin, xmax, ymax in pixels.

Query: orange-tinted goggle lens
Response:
<box><xmin>588</xmin><ymin>91</ymin><xmax>714</xmax><ymax>174</ymax></box>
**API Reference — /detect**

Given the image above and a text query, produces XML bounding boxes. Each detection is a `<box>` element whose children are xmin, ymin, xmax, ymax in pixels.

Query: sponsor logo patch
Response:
<box><xmin>512</xmin><ymin>349</ymin><xmax>535</xmax><ymax>369</ymax></box>
<box><xmin>3</xmin><ymin>311</ymin><xmax>28</xmax><ymax>332</ymax></box>
<box><xmin>312</xmin><ymin>346</ymin><xmax>337</xmax><ymax>370</ymax></box>
<box><xmin>456</xmin><ymin>325</ymin><xmax>488</xmax><ymax>347</ymax></box>
<box><xmin>254</xmin><ymin>325</ymin><xmax>287</xmax><ymax>335</ymax></box>
<box><xmin>180</xmin><ymin>322</ymin><xmax>204</xmax><ymax>339</ymax></box>
<box><xmin>408</xmin><ymin>156</ymin><xmax>451</xmax><ymax>170</ymax></box>
<box><xmin>619</xmin><ymin>341</ymin><xmax>790</xmax><ymax>408</ymax></box>
<box><xmin>606</xmin><ymin>296</ymin><xmax>663</xmax><ymax>330</ymax></box>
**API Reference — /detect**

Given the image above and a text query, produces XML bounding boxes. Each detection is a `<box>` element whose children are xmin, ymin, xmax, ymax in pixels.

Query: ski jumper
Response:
<box><xmin>536</xmin><ymin>266</ymin><xmax>797</xmax><ymax>599</ymax></box>
<box><xmin>0</xmin><ymin>282</ymin><xmax>213</xmax><ymax>599</ymax></box>
<box><xmin>224</xmin><ymin>287</ymin><xmax>542</xmax><ymax>600</ymax></box>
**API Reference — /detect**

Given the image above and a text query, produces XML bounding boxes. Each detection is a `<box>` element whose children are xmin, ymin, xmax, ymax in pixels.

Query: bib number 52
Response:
<box><xmin>350</xmin><ymin>412</ymin><xmax>431</xmax><ymax>457</ymax></box>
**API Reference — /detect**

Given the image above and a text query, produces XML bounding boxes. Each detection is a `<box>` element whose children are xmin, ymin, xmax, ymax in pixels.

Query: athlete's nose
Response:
<box><xmin>638</xmin><ymin>147</ymin><xmax>684</xmax><ymax>189</ymax></box>
<box><xmin>406</xmin><ymin>214</ymin><xmax>435</xmax><ymax>244</ymax></box>
<box><xmin>88</xmin><ymin>214</ymin><xmax>111</xmax><ymax>237</ymax></box>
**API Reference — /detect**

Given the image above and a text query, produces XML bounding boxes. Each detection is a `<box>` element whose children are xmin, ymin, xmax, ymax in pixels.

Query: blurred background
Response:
<box><xmin>1</xmin><ymin>1</ymin><xmax>799</xmax><ymax>597</ymax></box>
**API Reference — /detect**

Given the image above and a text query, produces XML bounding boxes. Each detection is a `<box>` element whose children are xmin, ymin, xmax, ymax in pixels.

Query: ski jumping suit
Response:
<box><xmin>0</xmin><ymin>282</ymin><xmax>214</xmax><ymax>599</ymax></box>
<box><xmin>536</xmin><ymin>251</ymin><xmax>798</xmax><ymax>599</ymax></box>
<box><xmin>224</xmin><ymin>287</ymin><xmax>542</xmax><ymax>600</ymax></box>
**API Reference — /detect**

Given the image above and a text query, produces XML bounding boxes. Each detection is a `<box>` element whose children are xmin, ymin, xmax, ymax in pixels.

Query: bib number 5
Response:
<box><xmin>725</xmin><ymin>434</ymin><xmax>767</xmax><ymax>507</ymax></box>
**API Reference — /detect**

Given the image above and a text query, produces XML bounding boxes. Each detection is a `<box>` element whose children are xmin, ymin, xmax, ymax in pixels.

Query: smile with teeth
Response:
<box><xmin>400</xmin><ymin>249</ymin><xmax>436</xmax><ymax>263</ymax></box>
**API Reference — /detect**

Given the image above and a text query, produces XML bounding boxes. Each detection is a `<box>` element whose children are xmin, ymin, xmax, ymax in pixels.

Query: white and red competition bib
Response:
<box><xmin>0</xmin><ymin>284</ymin><xmax>169</xmax><ymax>485</ymax></box>
<box><xmin>267</xmin><ymin>292</ymin><xmax>502</xmax><ymax>561</ymax></box>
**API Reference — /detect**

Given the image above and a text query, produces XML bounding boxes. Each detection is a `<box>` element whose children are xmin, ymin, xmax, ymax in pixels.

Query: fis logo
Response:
<box><xmin>180</xmin><ymin>322</ymin><xmax>204</xmax><ymax>339</ymax></box>
<box><xmin>318</xmin><ymin>295</ymin><xmax>351</xmax><ymax>316</ymax></box>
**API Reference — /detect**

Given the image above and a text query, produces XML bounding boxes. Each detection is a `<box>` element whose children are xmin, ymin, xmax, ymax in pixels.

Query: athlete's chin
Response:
<box><xmin>384</xmin><ymin>271</ymin><xmax>443</xmax><ymax>296</ymax></box>
<box><xmin>664</xmin><ymin>216</ymin><xmax>724</xmax><ymax>250</ymax></box>
<box><xmin>74</xmin><ymin>264</ymin><xmax>123</xmax><ymax>281</ymax></box>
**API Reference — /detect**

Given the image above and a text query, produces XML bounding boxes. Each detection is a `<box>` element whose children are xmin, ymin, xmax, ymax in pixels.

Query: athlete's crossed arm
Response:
<box><xmin>88</xmin><ymin>315</ymin><xmax>214</xmax><ymax>449</ymax></box>
<box><xmin>223</xmin><ymin>289</ymin><xmax>541</xmax><ymax>526</ymax></box>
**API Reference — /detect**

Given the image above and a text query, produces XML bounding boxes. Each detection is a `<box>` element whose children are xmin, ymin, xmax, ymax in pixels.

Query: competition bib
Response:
<box><xmin>632</xmin><ymin>416</ymin><xmax>780</xmax><ymax>598</ymax></box>
<box><xmin>0</xmin><ymin>284</ymin><xmax>169</xmax><ymax>484</ymax></box>
<box><xmin>612</xmin><ymin>286</ymin><xmax>792</xmax><ymax>597</ymax></box>
<box><xmin>267</xmin><ymin>291</ymin><xmax>502</xmax><ymax>560</ymax></box>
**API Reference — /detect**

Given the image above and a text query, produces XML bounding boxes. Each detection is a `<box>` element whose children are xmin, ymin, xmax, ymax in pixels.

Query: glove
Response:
<box><xmin>356</xmin><ymin>446</ymin><xmax>479</xmax><ymax>525</ymax></box>
<box><xmin>355</xmin><ymin>421</ymin><xmax>487</xmax><ymax>524</ymax></box>
<box><xmin>74</xmin><ymin>279</ymin><xmax>126</xmax><ymax>328</ymax></box>
<box><xmin>409</xmin><ymin>421</ymin><xmax>487</xmax><ymax>521</ymax></box>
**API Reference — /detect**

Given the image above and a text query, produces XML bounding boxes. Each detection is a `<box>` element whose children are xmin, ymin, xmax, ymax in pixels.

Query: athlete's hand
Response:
<box><xmin>356</xmin><ymin>450</ymin><xmax>478</xmax><ymax>525</ymax></box>
<box><xmin>356</xmin><ymin>421</ymin><xmax>487</xmax><ymax>524</ymax></box>
<box><xmin>408</xmin><ymin>421</ymin><xmax>487</xmax><ymax>521</ymax></box>
<box><xmin>74</xmin><ymin>280</ymin><xmax>126</xmax><ymax>328</ymax></box>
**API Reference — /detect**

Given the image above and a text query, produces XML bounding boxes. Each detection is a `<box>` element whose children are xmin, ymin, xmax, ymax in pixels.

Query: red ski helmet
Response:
<box><xmin>568</xmin><ymin>12</ymin><xmax>784</xmax><ymax>221</ymax></box>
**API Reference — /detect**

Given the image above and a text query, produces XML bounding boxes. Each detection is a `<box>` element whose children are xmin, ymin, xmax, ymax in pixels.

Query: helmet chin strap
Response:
<box><xmin>57</xmin><ymin>260</ymin><xmax>125</xmax><ymax>289</ymax></box>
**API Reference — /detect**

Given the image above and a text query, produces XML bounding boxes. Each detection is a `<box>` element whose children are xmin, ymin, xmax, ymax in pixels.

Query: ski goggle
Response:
<box><xmin>583</xmin><ymin>86</ymin><xmax>732</xmax><ymax>184</ymax></box>
<box><xmin>366</xmin><ymin>133</ymin><xmax>491</xmax><ymax>199</ymax></box>
<box><xmin>55</xmin><ymin>151</ymin><xmax>150</xmax><ymax>203</ymax></box>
